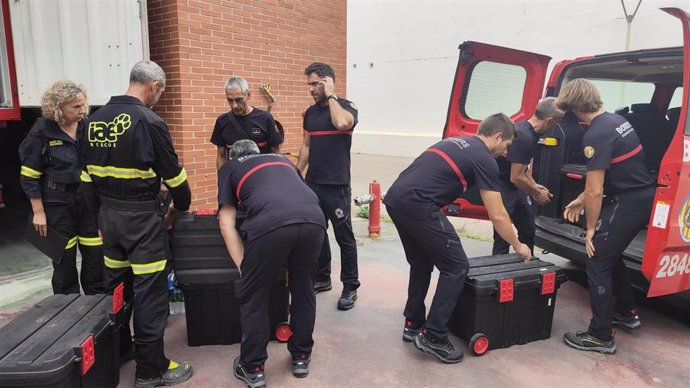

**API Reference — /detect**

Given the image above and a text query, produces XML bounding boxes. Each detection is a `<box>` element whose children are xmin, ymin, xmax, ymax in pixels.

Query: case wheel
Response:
<box><xmin>469</xmin><ymin>333</ymin><xmax>489</xmax><ymax>356</ymax></box>
<box><xmin>274</xmin><ymin>321</ymin><xmax>292</xmax><ymax>343</ymax></box>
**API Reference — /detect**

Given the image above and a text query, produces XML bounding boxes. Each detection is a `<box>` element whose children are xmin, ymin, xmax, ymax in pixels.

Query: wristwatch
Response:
<box><xmin>327</xmin><ymin>94</ymin><xmax>338</xmax><ymax>101</ymax></box>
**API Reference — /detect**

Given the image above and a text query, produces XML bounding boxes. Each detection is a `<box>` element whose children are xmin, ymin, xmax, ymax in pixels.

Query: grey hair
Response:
<box><xmin>534</xmin><ymin>97</ymin><xmax>565</xmax><ymax>120</ymax></box>
<box><xmin>129</xmin><ymin>60</ymin><xmax>166</xmax><ymax>87</ymax></box>
<box><xmin>224</xmin><ymin>76</ymin><xmax>249</xmax><ymax>93</ymax></box>
<box><xmin>228</xmin><ymin>139</ymin><xmax>260</xmax><ymax>159</ymax></box>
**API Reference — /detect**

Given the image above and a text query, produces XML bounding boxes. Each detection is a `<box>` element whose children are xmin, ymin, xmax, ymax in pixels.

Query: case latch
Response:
<box><xmin>80</xmin><ymin>335</ymin><xmax>95</xmax><ymax>375</ymax></box>
<box><xmin>541</xmin><ymin>272</ymin><xmax>556</xmax><ymax>295</ymax></box>
<box><xmin>112</xmin><ymin>282</ymin><xmax>124</xmax><ymax>314</ymax></box>
<box><xmin>498</xmin><ymin>278</ymin><xmax>514</xmax><ymax>303</ymax></box>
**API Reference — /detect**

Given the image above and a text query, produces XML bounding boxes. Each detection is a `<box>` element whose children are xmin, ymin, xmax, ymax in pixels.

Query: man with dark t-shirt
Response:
<box><xmin>557</xmin><ymin>79</ymin><xmax>655</xmax><ymax>354</ymax></box>
<box><xmin>384</xmin><ymin>113</ymin><xmax>532</xmax><ymax>364</ymax></box>
<box><xmin>211</xmin><ymin>76</ymin><xmax>282</xmax><ymax>170</ymax></box>
<box><xmin>296</xmin><ymin>62</ymin><xmax>360</xmax><ymax>311</ymax></box>
<box><xmin>218</xmin><ymin>140</ymin><xmax>325</xmax><ymax>387</ymax></box>
<box><xmin>492</xmin><ymin>97</ymin><xmax>564</xmax><ymax>254</ymax></box>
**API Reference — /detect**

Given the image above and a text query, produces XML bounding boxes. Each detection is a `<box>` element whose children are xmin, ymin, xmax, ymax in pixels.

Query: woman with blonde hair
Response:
<box><xmin>18</xmin><ymin>80</ymin><xmax>104</xmax><ymax>295</ymax></box>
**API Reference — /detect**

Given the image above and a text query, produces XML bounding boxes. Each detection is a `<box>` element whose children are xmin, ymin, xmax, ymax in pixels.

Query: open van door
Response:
<box><xmin>644</xmin><ymin>8</ymin><xmax>690</xmax><ymax>297</ymax></box>
<box><xmin>442</xmin><ymin>41</ymin><xmax>550</xmax><ymax>219</ymax></box>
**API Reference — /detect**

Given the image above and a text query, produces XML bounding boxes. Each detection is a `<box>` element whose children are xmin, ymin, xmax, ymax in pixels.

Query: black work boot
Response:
<box><xmin>402</xmin><ymin>320</ymin><xmax>423</xmax><ymax>343</ymax></box>
<box><xmin>337</xmin><ymin>286</ymin><xmax>358</xmax><ymax>310</ymax></box>
<box><xmin>563</xmin><ymin>331</ymin><xmax>616</xmax><ymax>354</ymax></box>
<box><xmin>233</xmin><ymin>356</ymin><xmax>266</xmax><ymax>388</ymax></box>
<box><xmin>313</xmin><ymin>279</ymin><xmax>332</xmax><ymax>294</ymax></box>
<box><xmin>414</xmin><ymin>330</ymin><xmax>463</xmax><ymax>363</ymax></box>
<box><xmin>292</xmin><ymin>353</ymin><xmax>311</xmax><ymax>378</ymax></box>
<box><xmin>134</xmin><ymin>360</ymin><xmax>193</xmax><ymax>387</ymax></box>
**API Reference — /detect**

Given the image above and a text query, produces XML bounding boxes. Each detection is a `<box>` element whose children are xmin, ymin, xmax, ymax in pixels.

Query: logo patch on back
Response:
<box><xmin>88</xmin><ymin>113</ymin><xmax>132</xmax><ymax>148</ymax></box>
<box><xmin>584</xmin><ymin>146</ymin><xmax>595</xmax><ymax>159</ymax></box>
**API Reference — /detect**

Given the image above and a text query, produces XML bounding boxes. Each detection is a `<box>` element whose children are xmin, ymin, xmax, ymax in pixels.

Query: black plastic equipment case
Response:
<box><xmin>448</xmin><ymin>254</ymin><xmax>567</xmax><ymax>356</ymax></box>
<box><xmin>0</xmin><ymin>294</ymin><xmax>123</xmax><ymax>388</ymax></box>
<box><xmin>172</xmin><ymin>211</ymin><xmax>291</xmax><ymax>346</ymax></box>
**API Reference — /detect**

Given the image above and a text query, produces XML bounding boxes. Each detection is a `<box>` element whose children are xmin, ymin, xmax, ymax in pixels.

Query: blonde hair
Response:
<box><xmin>40</xmin><ymin>80</ymin><xmax>89</xmax><ymax>123</ymax></box>
<box><xmin>556</xmin><ymin>78</ymin><xmax>603</xmax><ymax>113</ymax></box>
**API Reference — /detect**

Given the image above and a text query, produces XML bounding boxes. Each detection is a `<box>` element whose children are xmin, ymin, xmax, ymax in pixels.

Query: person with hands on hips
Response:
<box><xmin>297</xmin><ymin>62</ymin><xmax>361</xmax><ymax>311</ymax></box>
<box><xmin>557</xmin><ymin>79</ymin><xmax>655</xmax><ymax>355</ymax></box>
<box><xmin>492</xmin><ymin>97</ymin><xmax>564</xmax><ymax>255</ymax></box>
<box><xmin>383</xmin><ymin>113</ymin><xmax>531</xmax><ymax>364</ymax></box>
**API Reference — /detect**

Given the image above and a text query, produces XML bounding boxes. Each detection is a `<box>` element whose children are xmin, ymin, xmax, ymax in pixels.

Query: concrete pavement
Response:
<box><xmin>2</xmin><ymin>153</ymin><xmax>690</xmax><ymax>387</ymax></box>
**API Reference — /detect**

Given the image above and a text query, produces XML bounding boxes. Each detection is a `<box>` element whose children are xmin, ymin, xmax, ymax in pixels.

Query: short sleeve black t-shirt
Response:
<box><xmin>383</xmin><ymin>136</ymin><xmax>502</xmax><ymax>218</ymax></box>
<box><xmin>582</xmin><ymin>112</ymin><xmax>654</xmax><ymax>194</ymax></box>
<box><xmin>217</xmin><ymin>153</ymin><xmax>326</xmax><ymax>242</ymax></box>
<box><xmin>496</xmin><ymin>120</ymin><xmax>538</xmax><ymax>191</ymax></box>
<box><xmin>210</xmin><ymin>108</ymin><xmax>281</xmax><ymax>154</ymax></box>
<box><xmin>303</xmin><ymin>98</ymin><xmax>358</xmax><ymax>185</ymax></box>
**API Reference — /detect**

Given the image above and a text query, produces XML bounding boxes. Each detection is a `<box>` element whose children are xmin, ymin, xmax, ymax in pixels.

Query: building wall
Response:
<box><xmin>147</xmin><ymin>0</ymin><xmax>348</xmax><ymax>209</ymax></box>
<box><xmin>347</xmin><ymin>0</ymin><xmax>688</xmax><ymax>157</ymax></box>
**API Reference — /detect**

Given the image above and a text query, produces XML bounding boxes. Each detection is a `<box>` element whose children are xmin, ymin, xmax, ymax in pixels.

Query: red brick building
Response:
<box><xmin>147</xmin><ymin>0</ymin><xmax>348</xmax><ymax>209</ymax></box>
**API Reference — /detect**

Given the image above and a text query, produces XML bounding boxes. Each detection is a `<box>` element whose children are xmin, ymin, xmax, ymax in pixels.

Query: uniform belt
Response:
<box><xmin>99</xmin><ymin>196</ymin><xmax>159</xmax><ymax>212</ymax></box>
<box><xmin>45</xmin><ymin>179</ymin><xmax>79</xmax><ymax>193</ymax></box>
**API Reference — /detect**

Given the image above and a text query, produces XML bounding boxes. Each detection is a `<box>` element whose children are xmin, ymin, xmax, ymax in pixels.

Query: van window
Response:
<box><xmin>669</xmin><ymin>86</ymin><xmax>683</xmax><ymax>110</ymax></box>
<box><xmin>463</xmin><ymin>61</ymin><xmax>526</xmax><ymax>120</ymax></box>
<box><xmin>588</xmin><ymin>80</ymin><xmax>655</xmax><ymax>111</ymax></box>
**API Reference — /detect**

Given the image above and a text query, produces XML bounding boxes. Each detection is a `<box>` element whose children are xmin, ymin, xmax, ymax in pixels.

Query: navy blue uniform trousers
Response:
<box><xmin>307</xmin><ymin>182</ymin><xmax>360</xmax><ymax>289</ymax></box>
<box><xmin>238</xmin><ymin>223</ymin><xmax>325</xmax><ymax>367</ymax></box>
<box><xmin>492</xmin><ymin>188</ymin><xmax>535</xmax><ymax>255</ymax></box>
<box><xmin>587</xmin><ymin>186</ymin><xmax>654</xmax><ymax>340</ymax></box>
<box><xmin>387</xmin><ymin>205</ymin><xmax>469</xmax><ymax>339</ymax></box>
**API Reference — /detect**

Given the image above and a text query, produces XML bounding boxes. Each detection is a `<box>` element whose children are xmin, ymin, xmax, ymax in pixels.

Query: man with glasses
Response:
<box><xmin>297</xmin><ymin>62</ymin><xmax>360</xmax><ymax>311</ymax></box>
<box><xmin>211</xmin><ymin>76</ymin><xmax>282</xmax><ymax>170</ymax></box>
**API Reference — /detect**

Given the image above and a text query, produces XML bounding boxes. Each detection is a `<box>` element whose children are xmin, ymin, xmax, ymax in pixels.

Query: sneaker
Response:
<box><xmin>563</xmin><ymin>331</ymin><xmax>616</xmax><ymax>354</ymax></box>
<box><xmin>233</xmin><ymin>356</ymin><xmax>266</xmax><ymax>388</ymax></box>
<box><xmin>134</xmin><ymin>360</ymin><xmax>193</xmax><ymax>387</ymax></box>
<box><xmin>337</xmin><ymin>287</ymin><xmax>358</xmax><ymax>310</ymax></box>
<box><xmin>292</xmin><ymin>353</ymin><xmax>311</xmax><ymax>378</ymax></box>
<box><xmin>612</xmin><ymin>309</ymin><xmax>641</xmax><ymax>329</ymax></box>
<box><xmin>402</xmin><ymin>320</ymin><xmax>423</xmax><ymax>343</ymax></box>
<box><xmin>414</xmin><ymin>330</ymin><xmax>463</xmax><ymax>363</ymax></box>
<box><xmin>313</xmin><ymin>279</ymin><xmax>332</xmax><ymax>294</ymax></box>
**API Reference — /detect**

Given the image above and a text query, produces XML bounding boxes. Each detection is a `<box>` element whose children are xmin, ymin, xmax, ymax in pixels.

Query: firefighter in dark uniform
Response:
<box><xmin>559</xmin><ymin>79</ymin><xmax>655</xmax><ymax>354</ymax></box>
<box><xmin>83</xmin><ymin>61</ymin><xmax>193</xmax><ymax>387</ymax></box>
<box><xmin>384</xmin><ymin>113</ymin><xmax>532</xmax><ymax>364</ymax></box>
<box><xmin>218</xmin><ymin>140</ymin><xmax>325</xmax><ymax>388</ymax></box>
<box><xmin>211</xmin><ymin>76</ymin><xmax>282</xmax><ymax>170</ymax></box>
<box><xmin>492</xmin><ymin>97</ymin><xmax>564</xmax><ymax>254</ymax></box>
<box><xmin>18</xmin><ymin>80</ymin><xmax>104</xmax><ymax>295</ymax></box>
<box><xmin>296</xmin><ymin>62</ymin><xmax>360</xmax><ymax>310</ymax></box>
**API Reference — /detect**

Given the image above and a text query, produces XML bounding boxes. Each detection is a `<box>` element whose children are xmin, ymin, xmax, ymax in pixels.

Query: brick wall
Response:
<box><xmin>146</xmin><ymin>0</ymin><xmax>348</xmax><ymax>209</ymax></box>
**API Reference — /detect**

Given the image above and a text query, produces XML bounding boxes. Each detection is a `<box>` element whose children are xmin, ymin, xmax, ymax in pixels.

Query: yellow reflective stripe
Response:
<box><xmin>65</xmin><ymin>236</ymin><xmax>78</xmax><ymax>250</ymax></box>
<box><xmin>164</xmin><ymin>168</ymin><xmax>187</xmax><ymax>188</ymax></box>
<box><xmin>87</xmin><ymin>165</ymin><xmax>157</xmax><ymax>180</ymax></box>
<box><xmin>80</xmin><ymin>170</ymin><xmax>92</xmax><ymax>182</ymax></box>
<box><xmin>21</xmin><ymin>165</ymin><xmax>42</xmax><ymax>179</ymax></box>
<box><xmin>104</xmin><ymin>255</ymin><xmax>131</xmax><ymax>269</ymax></box>
<box><xmin>131</xmin><ymin>259</ymin><xmax>167</xmax><ymax>275</ymax></box>
<box><xmin>78</xmin><ymin>236</ymin><xmax>102</xmax><ymax>246</ymax></box>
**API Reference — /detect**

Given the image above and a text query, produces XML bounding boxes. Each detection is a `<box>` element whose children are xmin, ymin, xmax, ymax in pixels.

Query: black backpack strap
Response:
<box><xmin>227</xmin><ymin>113</ymin><xmax>249</xmax><ymax>140</ymax></box>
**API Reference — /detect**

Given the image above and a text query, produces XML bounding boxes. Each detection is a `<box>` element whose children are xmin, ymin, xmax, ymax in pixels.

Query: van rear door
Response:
<box><xmin>644</xmin><ymin>8</ymin><xmax>690</xmax><ymax>297</ymax></box>
<box><xmin>442</xmin><ymin>41</ymin><xmax>550</xmax><ymax>219</ymax></box>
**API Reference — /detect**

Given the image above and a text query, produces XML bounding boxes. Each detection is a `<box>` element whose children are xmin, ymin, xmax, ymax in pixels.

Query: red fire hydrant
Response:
<box><xmin>368</xmin><ymin>180</ymin><xmax>381</xmax><ymax>238</ymax></box>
